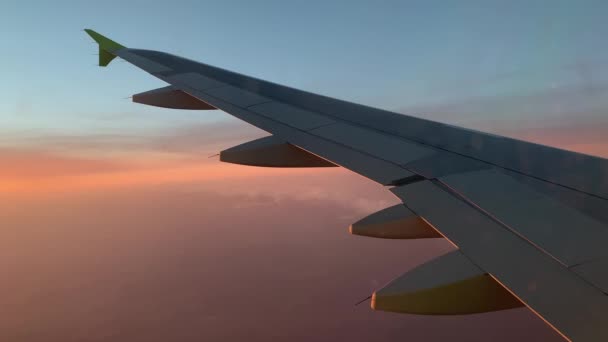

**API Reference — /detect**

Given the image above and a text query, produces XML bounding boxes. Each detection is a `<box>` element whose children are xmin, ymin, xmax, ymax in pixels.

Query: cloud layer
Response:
<box><xmin>0</xmin><ymin>185</ymin><xmax>562</xmax><ymax>342</ymax></box>
<box><xmin>0</xmin><ymin>112</ymin><xmax>587</xmax><ymax>341</ymax></box>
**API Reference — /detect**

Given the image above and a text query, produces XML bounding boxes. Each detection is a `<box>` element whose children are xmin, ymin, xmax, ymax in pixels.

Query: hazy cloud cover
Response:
<box><xmin>1</xmin><ymin>185</ymin><xmax>562</xmax><ymax>342</ymax></box>
<box><xmin>0</xmin><ymin>119</ymin><xmax>564</xmax><ymax>341</ymax></box>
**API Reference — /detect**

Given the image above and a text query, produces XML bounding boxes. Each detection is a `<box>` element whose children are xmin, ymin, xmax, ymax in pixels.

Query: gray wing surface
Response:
<box><xmin>87</xmin><ymin>30</ymin><xmax>608</xmax><ymax>341</ymax></box>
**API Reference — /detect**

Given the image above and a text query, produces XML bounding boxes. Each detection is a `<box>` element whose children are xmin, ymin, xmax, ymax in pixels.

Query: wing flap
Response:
<box><xmin>391</xmin><ymin>180</ymin><xmax>608</xmax><ymax>341</ymax></box>
<box><xmin>119</xmin><ymin>49</ymin><xmax>172</xmax><ymax>73</ymax></box>
<box><xmin>205</xmin><ymin>85</ymin><xmax>271</xmax><ymax>108</ymax></box>
<box><xmin>310</xmin><ymin>123</ymin><xmax>435</xmax><ymax>165</ymax></box>
<box><xmin>162</xmin><ymin>72</ymin><xmax>225</xmax><ymax>91</ymax></box>
<box><xmin>572</xmin><ymin>259</ymin><xmax>608</xmax><ymax>293</ymax></box>
<box><xmin>248</xmin><ymin>102</ymin><xmax>336</xmax><ymax>130</ymax></box>
<box><xmin>441</xmin><ymin>168</ymin><xmax>608</xmax><ymax>267</ymax></box>
<box><xmin>404</xmin><ymin>152</ymin><xmax>491</xmax><ymax>179</ymax></box>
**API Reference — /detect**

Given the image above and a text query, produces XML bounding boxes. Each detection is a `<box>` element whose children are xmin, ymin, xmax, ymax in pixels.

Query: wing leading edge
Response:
<box><xmin>85</xmin><ymin>30</ymin><xmax>608</xmax><ymax>341</ymax></box>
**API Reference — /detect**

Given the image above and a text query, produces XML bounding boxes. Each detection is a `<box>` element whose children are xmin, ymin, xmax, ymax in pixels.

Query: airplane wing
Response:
<box><xmin>85</xmin><ymin>29</ymin><xmax>608</xmax><ymax>341</ymax></box>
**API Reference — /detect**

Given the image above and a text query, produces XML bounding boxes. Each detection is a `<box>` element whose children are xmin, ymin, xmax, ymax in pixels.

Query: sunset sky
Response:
<box><xmin>2</xmin><ymin>1</ymin><xmax>607</xmax><ymax>341</ymax></box>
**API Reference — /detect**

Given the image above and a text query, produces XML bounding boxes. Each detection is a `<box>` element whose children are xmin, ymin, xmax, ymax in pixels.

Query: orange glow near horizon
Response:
<box><xmin>3</xmin><ymin>124</ymin><xmax>608</xmax><ymax>197</ymax></box>
<box><xmin>0</xmin><ymin>155</ymin><xmax>341</xmax><ymax>196</ymax></box>
<box><xmin>0</xmin><ymin>122</ymin><xmax>590</xmax><ymax>342</ymax></box>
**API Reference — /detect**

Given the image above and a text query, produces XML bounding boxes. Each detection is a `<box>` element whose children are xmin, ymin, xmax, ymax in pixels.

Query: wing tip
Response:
<box><xmin>84</xmin><ymin>29</ymin><xmax>125</xmax><ymax>67</ymax></box>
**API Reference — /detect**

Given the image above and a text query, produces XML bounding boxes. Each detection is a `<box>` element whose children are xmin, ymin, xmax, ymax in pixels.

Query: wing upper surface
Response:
<box><xmin>86</xmin><ymin>31</ymin><xmax>608</xmax><ymax>341</ymax></box>
<box><xmin>128</xmin><ymin>48</ymin><xmax>608</xmax><ymax>200</ymax></box>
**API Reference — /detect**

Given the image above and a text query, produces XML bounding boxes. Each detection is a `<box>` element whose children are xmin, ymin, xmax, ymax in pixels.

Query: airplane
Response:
<box><xmin>85</xmin><ymin>29</ymin><xmax>608</xmax><ymax>342</ymax></box>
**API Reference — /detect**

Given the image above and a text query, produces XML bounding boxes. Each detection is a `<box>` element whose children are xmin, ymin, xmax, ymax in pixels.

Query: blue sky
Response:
<box><xmin>2</xmin><ymin>0</ymin><xmax>608</xmax><ymax>140</ymax></box>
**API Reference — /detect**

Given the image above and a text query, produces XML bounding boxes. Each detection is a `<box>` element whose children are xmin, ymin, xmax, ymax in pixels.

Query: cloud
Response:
<box><xmin>0</xmin><ymin>147</ymin><xmax>131</xmax><ymax>179</ymax></box>
<box><xmin>0</xmin><ymin>183</ymin><xmax>561</xmax><ymax>342</ymax></box>
<box><xmin>0</xmin><ymin>109</ymin><xmax>566</xmax><ymax>342</ymax></box>
<box><xmin>1</xmin><ymin>119</ymin><xmax>263</xmax><ymax>159</ymax></box>
<box><xmin>0</xmin><ymin>122</ymin><xmax>395</xmax><ymax>218</ymax></box>
<box><xmin>146</xmin><ymin>119</ymin><xmax>266</xmax><ymax>156</ymax></box>
<box><xmin>0</xmin><ymin>119</ymin><xmax>268</xmax><ymax>194</ymax></box>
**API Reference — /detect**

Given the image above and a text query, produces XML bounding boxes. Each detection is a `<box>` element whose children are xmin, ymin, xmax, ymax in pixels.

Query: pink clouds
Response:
<box><xmin>0</xmin><ymin>115</ymin><xmax>589</xmax><ymax>341</ymax></box>
<box><xmin>0</xmin><ymin>183</ymin><xmax>562</xmax><ymax>342</ymax></box>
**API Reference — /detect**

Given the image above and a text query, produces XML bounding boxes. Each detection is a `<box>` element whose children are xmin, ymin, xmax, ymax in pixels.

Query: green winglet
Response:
<box><xmin>84</xmin><ymin>29</ymin><xmax>125</xmax><ymax>67</ymax></box>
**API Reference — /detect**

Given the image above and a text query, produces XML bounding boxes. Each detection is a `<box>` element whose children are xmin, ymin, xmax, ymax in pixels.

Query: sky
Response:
<box><xmin>1</xmin><ymin>0</ymin><xmax>607</xmax><ymax>341</ymax></box>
